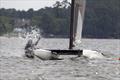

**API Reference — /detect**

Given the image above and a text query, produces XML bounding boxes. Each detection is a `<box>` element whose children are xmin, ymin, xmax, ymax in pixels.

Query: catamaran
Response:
<box><xmin>25</xmin><ymin>0</ymin><xmax>105</xmax><ymax>60</ymax></box>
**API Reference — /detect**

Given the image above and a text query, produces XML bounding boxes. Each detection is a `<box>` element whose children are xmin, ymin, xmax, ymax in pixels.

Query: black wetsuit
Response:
<box><xmin>25</xmin><ymin>40</ymin><xmax>34</xmax><ymax>58</ymax></box>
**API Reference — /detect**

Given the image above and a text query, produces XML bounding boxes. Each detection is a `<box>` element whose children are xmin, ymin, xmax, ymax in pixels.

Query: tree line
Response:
<box><xmin>83</xmin><ymin>0</ymin><xmax>120</xmax><ymax>39</ymax></box>
<box><xmin>0</xmin><ymin>0</ymin><xmax>120</xmax><ymax>38</ymax></box>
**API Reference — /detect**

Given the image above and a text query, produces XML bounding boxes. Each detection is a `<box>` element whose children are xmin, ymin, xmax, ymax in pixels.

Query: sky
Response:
<box><xmin>0</xmin><ymin>0</ymin><xmax>71</xmax><ymax>11</ymax></box>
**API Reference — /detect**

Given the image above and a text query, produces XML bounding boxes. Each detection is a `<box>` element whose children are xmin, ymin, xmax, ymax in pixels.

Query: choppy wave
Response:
<box><xmin>0</xmin><ymin>37</ymin><xmax>120</xmax><ymax>80</ymax></box>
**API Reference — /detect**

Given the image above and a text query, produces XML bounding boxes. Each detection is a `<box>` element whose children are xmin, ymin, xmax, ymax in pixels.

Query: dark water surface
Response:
<box><xmin>0</xmin><ymin>37</ymin><xmax>120</xmax><ymax>80</ymax></box>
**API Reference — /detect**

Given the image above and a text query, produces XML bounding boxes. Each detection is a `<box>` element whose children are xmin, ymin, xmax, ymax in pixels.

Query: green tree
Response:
<box><xmin>0</xmin><ymin>16</ymin><xmax>13</xmax><ymax>35</ymax></box>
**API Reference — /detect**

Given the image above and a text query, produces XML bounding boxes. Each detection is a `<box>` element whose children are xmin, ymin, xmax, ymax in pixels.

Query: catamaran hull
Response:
<box><xmin>50</xmin><ymin>49</ymin><xmax>104</xmax><ymax>59</ymax></box>
<box><xmin>82</xmin><ymin>49</ymin><xmax>105</xmax><ymax>59</ymax></box>
<box><xmin>34</xmin><ymin>49</ymin><xmax>62</xmax><ymax>60</ymax></box>
<box><xmin>34</xmin><ymin>49</ymin><xmax>53</xmax><ymax>60</ymax></box>
<box><xmin>31</xmin><ymin>49</ymin><xmax>104</xmax><ymax>60</ymax></box>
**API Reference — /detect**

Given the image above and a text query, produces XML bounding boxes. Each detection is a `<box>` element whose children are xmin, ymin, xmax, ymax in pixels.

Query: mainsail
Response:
<box><xmin>69</xmin><ymin>0</ymin><xmax>86</xmax><ymax>49</ymax></box>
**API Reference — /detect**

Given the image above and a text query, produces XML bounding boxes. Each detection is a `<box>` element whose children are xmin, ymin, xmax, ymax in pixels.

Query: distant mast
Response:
<box><xmin>69</xmin><ymin>0</ymin><xmax>86</xmax><ymax>49</ymax></box>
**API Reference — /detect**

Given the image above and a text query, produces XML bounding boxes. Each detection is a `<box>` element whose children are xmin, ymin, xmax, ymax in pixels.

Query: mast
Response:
<box><xmin>69</xmin><ymin>0</ymin><xmax>75</xmax><ymax>49</ymax></box>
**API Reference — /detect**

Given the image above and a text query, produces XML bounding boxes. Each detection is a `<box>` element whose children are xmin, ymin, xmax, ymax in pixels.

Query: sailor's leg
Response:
<box><xmin>25</xmin><ymin>49</ymin><xmax>34</xmax><ymax>58</ymax></box>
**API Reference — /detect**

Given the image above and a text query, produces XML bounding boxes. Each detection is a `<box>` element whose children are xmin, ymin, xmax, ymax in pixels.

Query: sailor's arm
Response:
<box><xmin>34</xmin><ymin>36</ymin><xmax>41</xmax><ymax>46</ymax></box>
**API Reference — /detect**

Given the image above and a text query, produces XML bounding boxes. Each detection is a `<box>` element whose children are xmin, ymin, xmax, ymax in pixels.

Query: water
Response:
<box><xmin>0</xmin><ymin>37</ymin><xmax>120</xmax><ymax>80</ymax></box>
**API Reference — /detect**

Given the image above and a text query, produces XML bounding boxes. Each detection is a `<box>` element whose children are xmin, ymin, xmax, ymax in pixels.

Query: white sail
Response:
<box><xmin>74</xmin><ymin>8</ymin><xmax>83</xmax><ymax>45</ymax></box>
<box><xmin>73</xmin><ymin>0</ymin><xmax>86</xmax><ymax>46</ymax></box>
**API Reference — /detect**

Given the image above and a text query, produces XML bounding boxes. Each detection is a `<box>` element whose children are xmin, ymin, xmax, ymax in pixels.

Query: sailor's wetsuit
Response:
<box><xmin>25</xmin><ymin>39</ymin><xmax>34</xmax><ymax>58</ymax></box>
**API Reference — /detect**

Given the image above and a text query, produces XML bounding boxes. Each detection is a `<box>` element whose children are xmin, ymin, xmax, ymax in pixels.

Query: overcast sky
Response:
<box><xmin>0</xmin><ymin>0</ymin><xmax>71</xmax><ymax>11</ymax></box>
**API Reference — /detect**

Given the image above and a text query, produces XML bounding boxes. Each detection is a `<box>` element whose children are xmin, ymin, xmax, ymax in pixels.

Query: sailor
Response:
<box><xmin>25</xmin><ymin>39</ymin><xmax>35</xmax><ymax>58</ymax></box>
<box><xmin>25</xmin><ymin>36</ymin><xmax>41</xmax><ymax>58</ymax></box>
